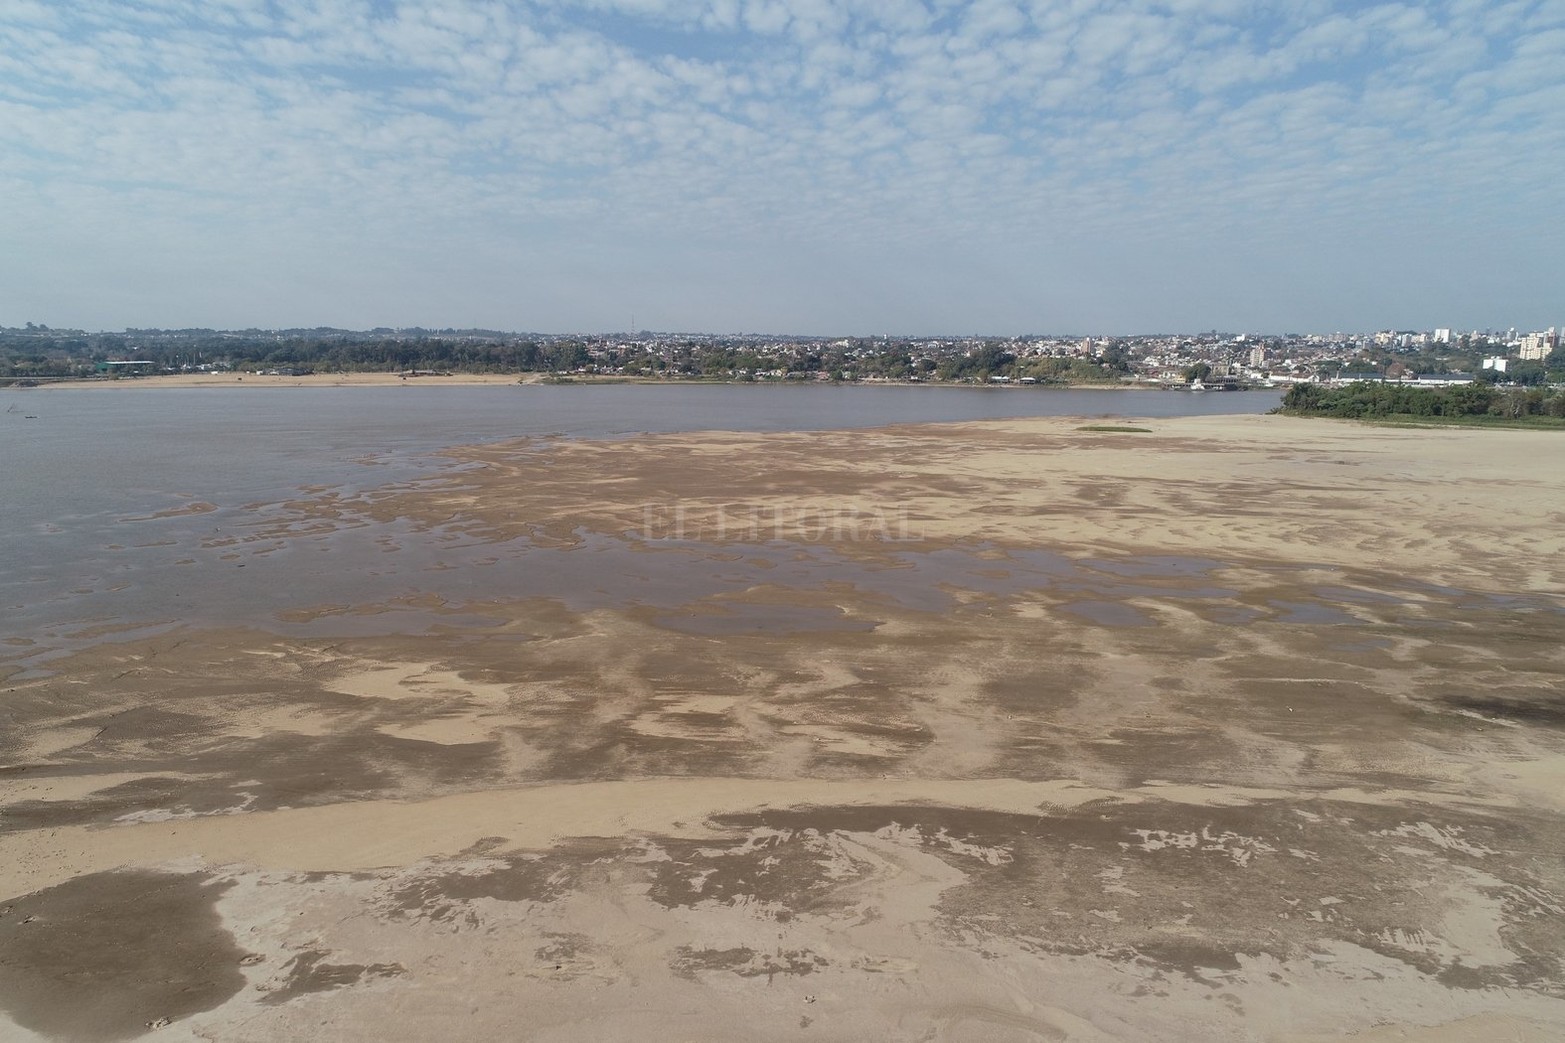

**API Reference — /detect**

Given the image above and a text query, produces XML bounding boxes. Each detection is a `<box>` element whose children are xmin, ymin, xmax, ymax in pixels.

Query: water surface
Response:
<box><xmin>3</xmin><ymin>385</ymin><xmax>1281</xmax><ymax>658</ymax></box>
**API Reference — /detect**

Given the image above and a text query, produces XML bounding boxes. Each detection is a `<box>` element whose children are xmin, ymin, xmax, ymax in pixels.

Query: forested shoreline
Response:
<box><xmin>1277</xmin><ymin>381</ymin><xmax>1565</xmax><ymax>424</ymax></box>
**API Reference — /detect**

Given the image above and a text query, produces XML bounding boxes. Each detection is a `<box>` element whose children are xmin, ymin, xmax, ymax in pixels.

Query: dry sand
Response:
<box><xmin>2</xmin><ymin>414</ymin><xmax>1563</xmax><ymax>1042</ymax></box>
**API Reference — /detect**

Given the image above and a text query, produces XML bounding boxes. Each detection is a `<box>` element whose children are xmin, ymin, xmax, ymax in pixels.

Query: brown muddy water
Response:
<box><xmin>6</xmin><ymin>386</ymin><xmax>1281</xmax><ymax>649</ymax></box>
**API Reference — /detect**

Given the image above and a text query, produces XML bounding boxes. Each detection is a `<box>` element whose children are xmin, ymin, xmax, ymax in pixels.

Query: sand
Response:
<box><xmin>2</xmin><ymin>414</ymin><xmax>1563</xmax><ymax>1042</ymax></box>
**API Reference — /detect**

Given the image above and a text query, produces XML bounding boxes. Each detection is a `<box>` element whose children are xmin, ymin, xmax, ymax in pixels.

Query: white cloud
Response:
<box><xmin>0</xmin><ymin>0</ymin><xmax>1560</xmax><ymax>332</ymax></box>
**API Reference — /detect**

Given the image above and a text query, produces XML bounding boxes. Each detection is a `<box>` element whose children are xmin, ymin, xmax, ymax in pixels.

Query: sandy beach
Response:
<box><xmin>3</xmin><ymin>414</ymin><xmax>1563</xmax><ymax>1042</ymax></box>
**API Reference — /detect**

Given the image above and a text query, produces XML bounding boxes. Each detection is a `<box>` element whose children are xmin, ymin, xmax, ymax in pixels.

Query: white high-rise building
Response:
<box><xmin>1518</xmin><ymin>334</ymin><xmax>1553</xmax><ymax>361</ymax></box>
<box><xmin>1434</xmin><ymin>328</ymin><xmax>1452</xmax><ymax>344</ymax></box>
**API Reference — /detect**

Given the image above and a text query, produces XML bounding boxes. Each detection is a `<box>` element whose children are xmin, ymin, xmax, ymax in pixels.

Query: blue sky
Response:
<box><xmin>1</xmin><ymin>0</ymin><xmax>1561</xmax><ymax>334</ymax></box>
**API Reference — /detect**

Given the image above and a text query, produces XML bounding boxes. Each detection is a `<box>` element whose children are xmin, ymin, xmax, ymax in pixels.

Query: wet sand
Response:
<box><xmin>2</xmin><ymin>414</ymin><xmax>1563</xmax><ymax>1041</ymax></box>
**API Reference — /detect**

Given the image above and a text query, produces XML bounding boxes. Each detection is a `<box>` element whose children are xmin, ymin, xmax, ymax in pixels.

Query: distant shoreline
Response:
<box><xmin>20</xmin><ymin>372</ymin><xmax>1238</xmax><ymax>393</ymax></box>
<box><xmin>27</xmin><ymin>372</ymin><xmax>529</xmax><ymax>390</ymax></box>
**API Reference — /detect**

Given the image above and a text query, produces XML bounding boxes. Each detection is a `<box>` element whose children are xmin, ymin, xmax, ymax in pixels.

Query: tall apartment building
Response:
<box><xmin>1518</xmin><ymin>331</ymin><xmax>1555</xmax><ymax>360</ymax></box>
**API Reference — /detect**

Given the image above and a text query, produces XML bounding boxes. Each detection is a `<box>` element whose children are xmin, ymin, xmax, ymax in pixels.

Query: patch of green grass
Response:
<box><xmin>1076</xmin><ymin>425</ymin><xmax>1153</xmax><ymax>433</ymax></box>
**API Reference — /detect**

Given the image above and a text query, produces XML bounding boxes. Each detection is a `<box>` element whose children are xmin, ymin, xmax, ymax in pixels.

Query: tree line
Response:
<box><xmin>1</xmin><ymin>330</ymin><xmax>1141</xmax><ymax>384</ymax></box>
<box><xmin>1278</xmin><ymin>381</ymin><xmax>1565</xmax><ymax>422</ymax></box>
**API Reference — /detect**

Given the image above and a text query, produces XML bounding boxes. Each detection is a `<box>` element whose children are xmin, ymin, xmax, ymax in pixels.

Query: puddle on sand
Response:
<box><xmin>1079</xmin><ymin>555</ymin><xmax>1227</xmax><ymax>579</ymax></box>
<box><xmin>1310</xmin><ymin>585</ymin><xmax>1404</xmax><ymax>606</ymax></box>
<box><xmin>1199</xmin><ymin>606</ymin><xmax>1266</xmax><ymax>625</ymax></box>
<box><xmin>19</xmin><ymin>505</ymin><xmax>1564</xmax><ymax>661</ymax></box>
<box><xmin>1266</xmin><ymin>600</ymin><xmax>1360</xmax><ymax>625</ymax></box>
<box><xmin>1057</xmin><ymin>601</ymin><xmax>1156</xmax><ymax>627</ymax></box>
<box><xmin>649</xmin><ymin>603</ymin><xmax>881</xmax><ymax>636</ymax></box>
<box><xmin>1334</xmin><ymin>638</ymin><xmax>1396</xmax><ymax>653</ymax></box>
<box><xmin>0</xmin><ymin>870</ymin><xmax>247</xmax><ymax>1042</ymax></box>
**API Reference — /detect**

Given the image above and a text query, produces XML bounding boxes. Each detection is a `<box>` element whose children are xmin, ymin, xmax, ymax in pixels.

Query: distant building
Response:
<box><xmin>1248</xmin><ymin>345</ymin><xmax>1266</xmax><ymax>368</ymax></box>
<box><xmin>1482</xmin><ymin>357</ymin><xmax>1508</xmax><ymax>373</ymax></box>
<box><xmin>1434</xmin><ymin>328</ymin><xmax>1452</xmax><ymax>344</ymax></box>
<box><xmin>1518</xmin><ymin>333</ymin><xmax>1554</xmax><ymax>361</ymax></box>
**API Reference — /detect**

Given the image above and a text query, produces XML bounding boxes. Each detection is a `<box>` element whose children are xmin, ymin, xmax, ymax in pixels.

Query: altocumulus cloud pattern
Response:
<box><xmin>2</xmin><ymin>0</ymin><xmax>1561</xmax><ymax>333</ymax></box>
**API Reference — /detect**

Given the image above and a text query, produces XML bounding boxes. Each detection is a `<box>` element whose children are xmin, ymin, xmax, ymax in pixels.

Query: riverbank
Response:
<box><xmin>28</xmin><ymin>371</ymin><xmax>530</xmax><ymax>389</ymax></box>
<box><xmin>1346</xmin><ymin>412</ymin><xmax>1565</xmax><ymax>430</ymax></box>
<box><xmin>23</xmin><ymin>371</ymin><xmax>1207</xmax><ymax>392</ymax></box>
<box><xmin>3</xmin><ymin>413</ymin><xmax>1562</xmax><ymax>1042</ymax></box>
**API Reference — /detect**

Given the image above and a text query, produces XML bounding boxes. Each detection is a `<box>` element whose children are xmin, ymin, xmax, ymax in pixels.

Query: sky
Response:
<box><xmin>1</xmin><ymin>0</ymin><xmax>1562</xmax><ymax>335</ymax></box>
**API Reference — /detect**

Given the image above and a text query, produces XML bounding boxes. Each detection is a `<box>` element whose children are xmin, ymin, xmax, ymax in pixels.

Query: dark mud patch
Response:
<box><xmin>190</xmin><ymin>729</ymin><xmax>505</xmax><ymax>810</ymax></box>
<box><xmin>1442</xmin><ymin>693</ymin><xmax>1565</xmax><ymax>727</ymax></box>
<box><xmin>983</xmin><ymin>672</ymin><xmax>1080</xmax><ymax>714</ymax></box>
<box><xmin>670</xmin><ymin>945</ymin><xmax>827</xmax><ymax>981</ymax></box>
<box><xmin>646</xmin><ymin>830</ymin><xmax>862</xmax><ymax>917</ymax></box>
<box><xmin>647</xmin><ymin>806</ymin><xmax>1049</xmax><ymax>917</ymax></box>
<box><xmin>0</xmin><ymin>870</ymin><xmax>246</xmax><ymax>1042</ymax></box>
<box><xmin>538</xmin><ymin>725</ymin><xmax>756</xmax><ymax>780</ymax></box>
<box><xmin>385</xmin><ymin>839</ymin><xmax>628</xmax><ymax>924</ymax></box>
<box><xmin>712</xmin><ymin>805</ymin><xmax>1051</xmax><ymax>861</ymax></box>
<box><xmin>260</xmin><ymin>949</ymin><xmax>404</xmax><ymax>1005</ymax></box>
<box><xmin>78</xmin><ymin>706</ymin><xmax>212</xmax><ymax>746</ymax></box>
<box><xmin>12</xmin><ymin>726</ymin><xmax>508</xmax><ymax>826</ymax></box>
<box><xmin>929</xmin><ymin>799</ymin><xmax>1565</xmax><ymax>991</ymax></box>
<box><xmin>534</xmin><ymin>933</ymin><xmax>598</xmax><ymax>978</ymax></box>
<box><xmin>1134</xmin><ymin>939</ymin><xmax>1244</xmax><ymax>984</ymax></box>
<box><xmin>1058</xmin><ymin>600</ymin><xmax>1155</xmax><ymax>627</ymax></box>
<box><xmin>686</xmin><ymin>801</ymin><xmax>1565</xmax><ymax>992</ymax></box>
<box><xmin>649</xmin><ymin>603</ymin><xmax>880</xmax><ymax>636</ymax></box>
<box><xmin>1086</xmin><ymin>726</ymin><xmax>1243</xmax><ymax>787</ymax></box>
<box><xmin>0</xmin><ymin>775</ymin><xmax>232</xmax><ymax>833</ymax></box>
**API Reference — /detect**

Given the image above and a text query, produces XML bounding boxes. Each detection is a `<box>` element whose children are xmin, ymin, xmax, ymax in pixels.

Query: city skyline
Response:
<box><xmin>4</xmin><ymin>1</ymin><xmax>1562</xmax><ymax>334</ymax></box>
<box><xmin>5</xmin><ymin>319</ymin><xmax>1561</xmax><ymax>342</ymax></box>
